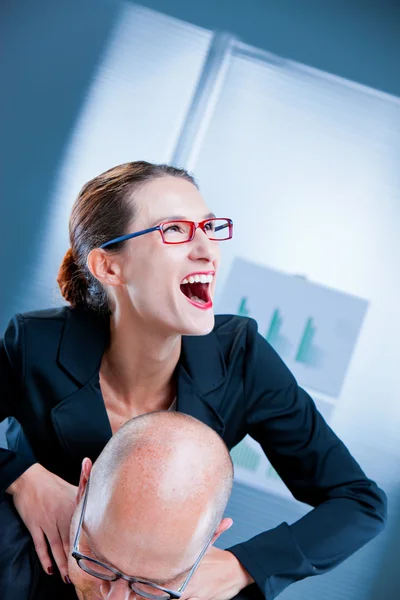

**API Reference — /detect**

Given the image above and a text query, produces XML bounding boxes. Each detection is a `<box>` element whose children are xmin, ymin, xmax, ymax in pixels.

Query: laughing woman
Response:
<box><xmin>0</xmin><ymin>162</ymin><xmax>386</xmax><ymax>599</ymax></box>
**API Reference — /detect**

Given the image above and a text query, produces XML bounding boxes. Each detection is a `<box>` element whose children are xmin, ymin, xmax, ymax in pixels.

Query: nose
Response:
<box><xmin>100</xmin><ymin>580</ymin><xmax>138</xmax><ymax>599</ymax></box>
<box><xmin>189</xmin><ymin>226</ymin><xmax>218</xmax><ymax>263</ymax></box>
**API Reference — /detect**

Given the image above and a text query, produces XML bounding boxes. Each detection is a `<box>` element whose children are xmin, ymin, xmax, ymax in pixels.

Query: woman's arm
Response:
<box><xmin>1</xmin><ymin>315</ymin><xmax>78</xmax><ymax>582</ymax></box>
<box><xmin>0</xmin><ymin>314</ymin><xmax>38</xmax><ymax>493</ymax></box>
<box><xmin>227</xmin><ymin>319</ymin><xmax>387</xmax><ymax>600</ymax></box>
<box><xmin>7</xmin><ymin>462</ymin><xmax>77</xmax><ymax>581</ymax></box>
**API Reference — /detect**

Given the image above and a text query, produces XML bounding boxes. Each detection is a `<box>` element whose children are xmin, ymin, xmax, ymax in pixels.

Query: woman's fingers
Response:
<box><xmin>8</xmin><ymin>464</ymin><xmax>78</xmax><ymax>579</ymax></box>
<box><xmin>33</xmin><ymin>521</ymin><xmax>70</xmax><ymax>581</ymax></box>
<box><xmin>60</xmin><ymin>518</ymin><xmax>72</xmax><ymax>563</ymax></box>
<box><xmin>46</xmin><ymin>528</ymin><xmax>69</xmax><ymax>582</ymax></box>
<box><xmin>32</xmin><ymin>527</ymin><xmax>53</xmax><ymax>575</ymax></box>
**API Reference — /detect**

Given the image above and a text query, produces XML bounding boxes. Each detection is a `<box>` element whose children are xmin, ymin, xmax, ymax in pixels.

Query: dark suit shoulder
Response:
<box><xmin>5</xmin><ymin>307</ymin><xmax>69</xmax><ymax>354</ymax></box>
<box><xmin>2</xmin><ymin>307</ymin><xmax>80</xmax><ymax>376</ymax></box>
<box><xmin>213</xmin><ymin>313</ymin><xmax>257</xmax><ymax>336</ymax></box>
<box><xmin>212</xmin><ymin>313</ymin><xmax>294</xmax><ymax>391</ymax></box>
<box><xmin>17</xmin><ymin>305</ymin><xmax>71</xmax><ymax>322</ymax></box>
<box><xmin>212</xmin><ymin>313</ymin><xmax>258</xmax><ymax>353</ymax></box>
<box><xmin>200</xmin><ymin>314</ymin><xmax>263</xmax><ymax>385</ymax></box>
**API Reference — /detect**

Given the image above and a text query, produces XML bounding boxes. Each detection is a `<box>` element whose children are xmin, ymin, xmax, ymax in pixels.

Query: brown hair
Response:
<box><xmin>57</xmin><ymin>161</ymin><xmax>197</xmax><ymax>313</ymax></box>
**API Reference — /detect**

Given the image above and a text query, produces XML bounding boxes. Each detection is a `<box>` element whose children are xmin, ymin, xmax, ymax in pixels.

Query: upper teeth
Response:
<box><xmin>182</xmin><ymin>274</ymin><xmax>214</xmax><ymax>284</ymax></box>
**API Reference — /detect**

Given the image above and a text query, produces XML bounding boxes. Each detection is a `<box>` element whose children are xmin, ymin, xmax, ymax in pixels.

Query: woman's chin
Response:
<box><xmin>180</xmin><ymin>311</ymin><xmax>215</xmax><ymax>336</ymax></box>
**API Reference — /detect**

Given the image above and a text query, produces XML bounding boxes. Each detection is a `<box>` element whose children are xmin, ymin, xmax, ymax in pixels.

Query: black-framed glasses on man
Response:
<box><xmin>71</xmin><ymin>476</ymin><xmax>215</xmax><ymax>599</ymax></box>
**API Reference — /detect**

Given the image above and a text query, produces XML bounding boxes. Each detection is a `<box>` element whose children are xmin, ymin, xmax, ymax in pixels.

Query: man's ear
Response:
<box><xmin>211</xmin><ymin>517</ymin><xmax>233</xmax><ymax>545</ymax></box>
<box><xmin>76</xmin><ymin>457</ymin><xmax>93</xmax><ymax>506</ymax></box>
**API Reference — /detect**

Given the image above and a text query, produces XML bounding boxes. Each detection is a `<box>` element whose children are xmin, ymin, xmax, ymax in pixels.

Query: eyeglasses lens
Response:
<box><xmin>78</xmin><ymin>558</ymin><xmax>116</xmax><ymax>580</ymax></box>
<box><xmin>161</xmin><ymin>219</ymin><xmax>231</xmax><ymax>243</ymax></box>
<box><xmin>130</xmin><ymin>581</ymin><xmax>172</xmax><ymax>599</ymax></box>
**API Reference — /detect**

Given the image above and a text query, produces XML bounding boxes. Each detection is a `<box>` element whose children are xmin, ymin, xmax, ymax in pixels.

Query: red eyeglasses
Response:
<box><xmin>100</xmin><ymin>218</ymin><xmax>233</xmax><ymax>248</ymax></box>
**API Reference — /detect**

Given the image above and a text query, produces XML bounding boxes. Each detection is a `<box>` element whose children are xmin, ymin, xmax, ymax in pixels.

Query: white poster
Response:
<box><xmin>217</xmin><ymin>257</ymin><xmax>368</xmax><ymax>398</ymax></box>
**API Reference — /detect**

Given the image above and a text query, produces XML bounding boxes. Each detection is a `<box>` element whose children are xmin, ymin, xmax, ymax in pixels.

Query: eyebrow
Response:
<box><xmin>84</xmin><ymin>531</ymin><xmax>115</xmax><ymax>567</ymax></box>
<box><xmin>144</xmin><ymin>569</ymin><xmax>190</xmax><ymax>587</ymax></box>
<box><xmin>85</xmin><ymin>531</ymin><xmax>189</xmax><ymax>587</ymax></box>
<box><xmin>148</xmin><ymin>212</ymin><xmax>216</xmax><ymax>228</ymax></box>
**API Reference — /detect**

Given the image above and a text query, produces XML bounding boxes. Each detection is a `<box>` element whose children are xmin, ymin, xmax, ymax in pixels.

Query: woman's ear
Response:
<box><xmin>87</xmin><ymin>248</ymin><xmax>123</xmax><ymax>288</ymax></box>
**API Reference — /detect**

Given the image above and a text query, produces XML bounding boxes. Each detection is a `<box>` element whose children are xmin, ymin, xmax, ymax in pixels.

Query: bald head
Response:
<box><xmin>75</xmin><ymin>412</ymin><xmax>233</xmax><ymax>580</ymax></box>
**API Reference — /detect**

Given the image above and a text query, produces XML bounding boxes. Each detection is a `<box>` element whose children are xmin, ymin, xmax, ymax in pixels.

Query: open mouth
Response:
<box><xmin>180</xmin><ymin>274</ymin><xmax>213</xmax><ymax>308</ymax></box>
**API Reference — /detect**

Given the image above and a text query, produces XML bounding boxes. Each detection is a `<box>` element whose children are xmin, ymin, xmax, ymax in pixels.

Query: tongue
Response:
<box><xmin>181</xmin><ymin>282</ymin><xmax>209</xmax><ymax>302</ymax></box>
<box><xmin>190</xmin><ymin>295</ymin><xmax>206</xmax><ymax>304</ymax></box>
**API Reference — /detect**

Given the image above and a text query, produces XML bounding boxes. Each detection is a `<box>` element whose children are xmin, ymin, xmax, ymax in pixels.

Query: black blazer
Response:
<box><xmin>0</xmin><ymin>307</ymin><xmax>387</xmax><ymax>599</ymax></box>
<box><xmin>0</xmin><ymin>493</ymin><xmax>77</xmax><ymax>600</ymax></box>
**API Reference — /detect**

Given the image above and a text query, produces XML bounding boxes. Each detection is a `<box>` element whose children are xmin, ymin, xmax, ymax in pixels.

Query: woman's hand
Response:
<box><xmin>182</xmin><ymin>546</ymin><xmax>254</xmax><ymax>600</ymax></box>
<box><xmin>6</xmin><ymin>463</ymin><xmax>78</xmax><ymax>583</ymax></box>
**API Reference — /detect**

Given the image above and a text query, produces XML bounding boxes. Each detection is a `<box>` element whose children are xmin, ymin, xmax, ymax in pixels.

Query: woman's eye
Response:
<box><xmin>204</xmin><ymin>222</ymin><xmax>215</xmax><ymax>231</ymax></box>
<box><xmin>165</xmin><ymin>225</ymin><xmax>182</xmax><ymax>233</ymax></box>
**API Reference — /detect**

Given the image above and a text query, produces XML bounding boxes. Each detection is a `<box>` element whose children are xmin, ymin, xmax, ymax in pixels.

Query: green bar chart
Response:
<box><xmin>237</xmin><ymin>296</ymin><xmax>250</xmax><ymax>317</ymax></box>
<box><xmin>221</xmin><ymin>257</ymin><xmax>368</xmax><ymax>398</ymax></box>
<box><xmin>295</xmin><ymin>317</ymin><xmax>322</xmax><ymax>367</ymax></box>
<box><xmin>265</xmin><ymin>308</ymin><xmax>291</xmax><ymax>358</ymax></box>
<box><xmin>230</xmin><ymin>436</ymin><xmax>290</xmax><ymax>499</ymax></box>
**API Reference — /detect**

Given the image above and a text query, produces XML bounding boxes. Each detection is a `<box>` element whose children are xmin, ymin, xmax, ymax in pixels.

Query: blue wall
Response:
<box><xmin>139</xmin><ymin>0</ymin><xmax>400</xmax><ymax>97</ymax></box>
<box><xmin>1</xmin><ymin>0</ymin><xmax>399</xmax><ymax>329</ymax></box>
<box><xmin>0</xmin><ymin>0</ymin><xmax>118</xmax><ymax>328</ymax></box>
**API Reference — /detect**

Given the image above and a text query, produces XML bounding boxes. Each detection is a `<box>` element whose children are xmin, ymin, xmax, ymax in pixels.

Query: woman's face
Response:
<box><xmin>114</xmin><ymin>176</ymin><xmax>221</xmax><ymax>336</ymax></box>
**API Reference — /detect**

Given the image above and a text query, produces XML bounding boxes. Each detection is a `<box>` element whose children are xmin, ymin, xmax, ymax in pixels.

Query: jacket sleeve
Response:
<box><xmin>0</xmin><ymin>315</ymin><xmax>37</xmax><ymax>495</ymax></box>
<box><xmin>227</xmin><ymin>319</ymin><xmax>387</xmax><ymax>600</ymax></box>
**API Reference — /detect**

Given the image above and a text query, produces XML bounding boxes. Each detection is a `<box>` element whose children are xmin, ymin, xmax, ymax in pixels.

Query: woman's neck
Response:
<box><xmin>100</xmin><ymin>309</ymin><xmax>181</xmax><ymax>410</ymax></box>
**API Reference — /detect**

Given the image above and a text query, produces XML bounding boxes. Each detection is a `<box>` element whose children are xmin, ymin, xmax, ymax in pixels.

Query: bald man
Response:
<box><xmin>67</xmin><ymin>411</ymin><xmax>234</xmax><ymax>600</ymax></box>
<box><xmin>12</xmin><ymin>411</ymin><xmax>233</xmax><ymax>600</ymax></box>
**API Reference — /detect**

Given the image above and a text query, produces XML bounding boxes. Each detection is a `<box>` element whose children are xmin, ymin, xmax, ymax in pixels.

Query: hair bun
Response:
<box><xmin>57</xmin><ymin>248</ymin><xmax>88</xmax><ymax>308</ymax></box>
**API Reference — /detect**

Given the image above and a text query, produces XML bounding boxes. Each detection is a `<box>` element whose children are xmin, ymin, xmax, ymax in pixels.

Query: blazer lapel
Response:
<box><xmin>51</xmin><ymin>376</ymin><xmax>112</xmax><ymax>464</ymax></box>
<box><xmin>176</xmin><ymin>366</ymin><xmax>225</xmax><ymax>436</ymax></box>
<box><xmin>176</xmin><ymin>330</ymin><xmax>227</xmax><ymax>436</ymax></box>
<box><xmin>52</xmin><ymin>309</ymin><xmax>111</xmax><ymax>463</ymax></box>
<box><xmin>58</xmin><ymin>308</ymin><xmax>109</xmax><ymax>385</ymax></box>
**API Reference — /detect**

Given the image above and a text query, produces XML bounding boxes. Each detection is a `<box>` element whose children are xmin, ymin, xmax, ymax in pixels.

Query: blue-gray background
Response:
<box><xmin>1</xmin><ymin>2</ymin><xmax>399</xmax><ymax>599</ymax></box>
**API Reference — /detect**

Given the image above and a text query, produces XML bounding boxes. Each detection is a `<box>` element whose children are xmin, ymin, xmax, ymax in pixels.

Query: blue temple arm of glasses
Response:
<box><xmin>100</xmin><ymin>226</ymin><xmax>160</xmax><ymax>249</ymax></box>
<box><xmin>214</xmin><ymin>223</ymin><xmax>229</xmax><ymax>232</ymax></box>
